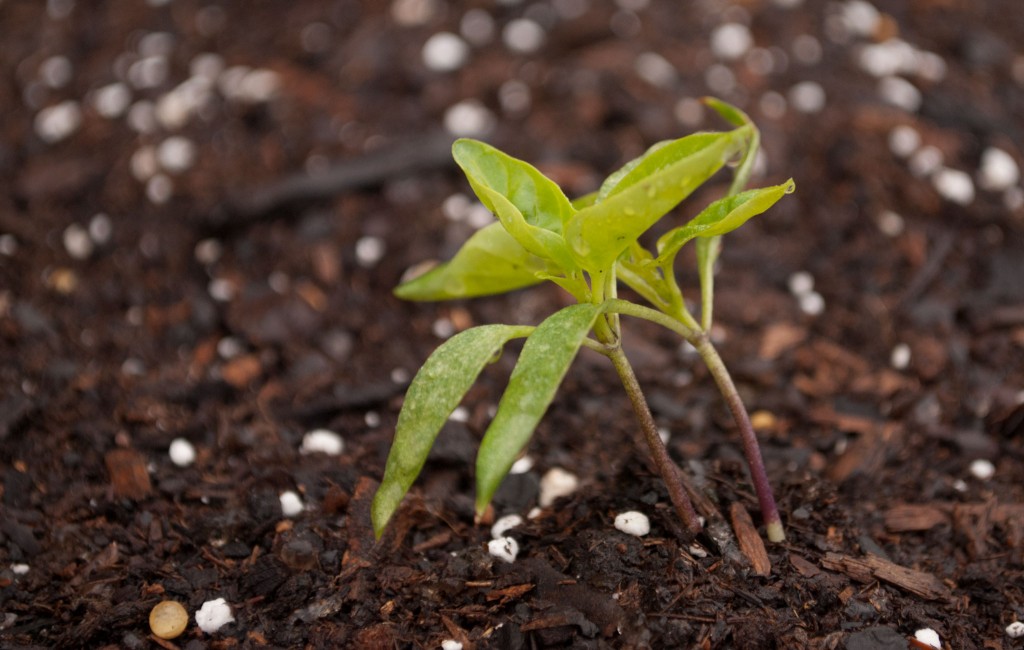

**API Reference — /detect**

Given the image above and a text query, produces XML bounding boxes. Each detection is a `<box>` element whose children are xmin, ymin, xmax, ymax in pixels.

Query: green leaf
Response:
<box><xmin>474</xmin><ymin>303</ymin><xmax>605</xmax><ymax>514</ymax></box>
<box><xmin>453</xmin><ymin>139</ymin><xmax>577</xmax><ymax>270</ymax></box>
<box><xmin>565</xmin><ymin>127</ymin><xmax>750</xmax><ymax>272</ymax></box>
<box><xmin>570</xmin><ymin>191</ymin><xmax>598</xmax><ymax>210</ymax></box>
<box><xmin>595</xmin><ymin>140</ymin><xmax>671</xmax><ymax>202</ymax></box>
<box><xmin>372</xmin><ymin>324</ymin><xmax>533</xmax><ymax>538</ymax></box>
<box><xmin>702</xmin><ymin>96</ymin><xmax>752</xmax><ymax>128</ymax></box>
<box><xmin>394</xmin><ymin>222</ymin><xmax>547</xmax><ymax>301</ymax></box>
<box><xmin>655</xmin><ymin>179</ymin><xmax>795</xmax><ymax>265</ymax></box>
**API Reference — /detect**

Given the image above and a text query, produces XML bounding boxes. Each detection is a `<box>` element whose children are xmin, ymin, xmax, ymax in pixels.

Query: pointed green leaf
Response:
<box><xmin>394</xmin><ymin>222</ymin><xmax>547</xmax><ymax>301</ymax></box>
<box><xmin>372</xmin><ymin>324</ymin><xmax>533</xmax><ymax>537</ymax></box>
<box><xmin>702</xmin><ymin>96</ymin><xmax>752</xmax><ymax>128</ymax></box>
<box><xmin>595</xmin><ymin>139</ymin><xmax>671</xmax><ymax>202</ymax></box>
<box><xmin>474</xmin><ymin>303</ymin><xmax>605</xmax><ymax>513</ymax></box>
<box><xmin>655</xmin><ymin>179</ymin><xmax>795</xmax><ymax>265</ymax></box>
<box><xmin>453</xmin><ymin>139</ymin><xmax>577</xmax><ymax>270</ymax></box>
<box><xmin>565</xmin><ymin>127</ymin><xmax>751</xmax><ymax>272</ymax></box>
<box><xmin>571</xmin><ymin>191</ymin><xmax>598</xmax><ymax>210</ymax></box>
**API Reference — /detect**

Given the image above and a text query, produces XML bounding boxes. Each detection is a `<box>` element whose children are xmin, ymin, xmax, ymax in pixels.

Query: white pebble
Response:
<box><xmin>841</xmin><ymin>0</ymin><xmax>880</xmax><ymax>38</ymax></box>
<box><xmin>195</xmin><ymin>598</ymin><xmax>234</xmax><ymax>634</ymax></box>
<box><xmin>710</xmin><ymin>23</ymin><xmax>753</xmax><ymax>61</ymax></box>
<box><xmin>878</xmin><ymin>76</ymin><xmax>921</xmax><ymax>112</ymax></box>
<box><xmin>449</xmin><ymin>406</ymin><xmax>470</xmax><ymax>423</ymax></box>
<box><xmin>635</xmin><ymin>52</ymin><xmax>676</xmax><ymax>88</ymax></box>
<box><xmin>422</xmin><ymin>32</ymin><xmax>469</xmax><ymax>72</ymax></box>
<box><xmin>63</xmin><ymin>224</ymin><xmax>94</xmax><ymax>260</ymax></box>
<box><xmin>208</xmin><ymin>278</ymin><xmax>234</xmax><ymax>302</ymax></box>
<box><xmin>491</xmin><ymin>514</ymin><xmax>524</xmax><ymax>539</ymax></box>
<box><xmin>888</xmin><ymin>125</ymin><xmax>920</xmax><ymax>158</ymax></box>
<box><xmin>39</xmin><ymin>56</ymin><xmax>73</xmax><ymax>89</ymax></box>
<box><xmin>952</xmin><ymin>478</ymin><xmax>968</xmax><ymax>493</ymax></box>
<box><xmin>146</xmin><ymin>174</ymin><xmax>174</xmax><ymax>205</ymax></box>
<box><xmin>798</xmin><ymin>291</ymin><xmax>825</xmax><ymax>316</ymax></box>
<box><xmin>441</xmin><ymin>641</ymin><xmax>464</xmax><ymax>650</ymax></box>
<box><xmin>539</xmin><ymin>467</ymin><xmax>579</xmax><ymax>507</ymax></box>
<box><xmin>932</xmin><ymin>168</ymin><xmax>975</xmax><ymax>205</ymax></box>
<box><xmin>131</xmin><ymin>146</ymin><xmax>159</xmax><ymax>182</ymax></box>
<box><xmin>487</xmin><ymin>536</ymin><xmax>519</xmax><ymax>563</ymax></box>
<box><xmin>510</xmin><ymin>455</ymin><xmax>534</xmax><ymax>474</ymax></box>
<box><xmin>914</xmin><ymin>51</ymin><xmax>947</xmax><ymax>82</ymax></box>
<box><xmin>890</xmin><ymin>343</ymin><xmax>911</xmax><ymax>369</ymax></box>
<box><xmin>788</xmin><ymin>271</ymin><xmax>815</xmax><ymax>296</ymax></box>
<box><xmin>614</xmin><ymin>511</ymin><xmax>651</xmax><ymax>537</ymax></box>
<box><xmin>688</xmin><ymin>543</ymin><xmax>709</xmax><ymax>558</ymax></box>
<box><xmin>91</xmin><ymin>82</ymin><xmax>131</xmax><ymax>118</ymax></box>
<box><xmin>355</xmin><ymin>235</ymin><xmax>386</xmax><ymax>268</ymax></box>
<box><xmin>978</xmin><ymin>147</ymin><xmax>1020</xmax><ymax>191</ymax></box>
<box><xmin>279</xmin><ymin>490</ymin><xmax>305</xmax><ymax>517</ymax></box>
<box><xmin>365</xmin><ymin>411</ymin><xmax>381</xmax><ymax>427</ymax></box>
<box><xmin>913</xmin><ymin>628</ymin><xmax>940</xmax><ymax>649</ymax></box>
<box><xmin>969</xmin><ymin>459</ymin><xmax>995</xmax><ymax>480</ymax></box>
<box><xmin>443</xmin><ymin>100</ymin><xmax>495</xmax><ymax>137</ymax></box>
<box><xmin>788</xmin><ymin>81</ymin><xmax>826</xmax><ymax>113</ymax></box>
<box><xmin>89</xmin><ymin>213</ymin><xmax>113</xmax><ymax>245</ymax></box>
<box><xmin>876</xmin><ymin>210</ymin><xmax>905</xmax><ymax>237</ymax></box>
<box><xmin>190</xmin><ymin>53</ymin><xmax>225</xmax><ymax>82</ymax></box>
<box><xmin>432</xmin><ymin>317</ymin><xmax>455</xmax><ymax>339</ymax></box>
<box><xmin>126</xmin><ymin>100</ymin><xmax>158</xmax><ymax>134</ymax></box>
<box><xmin>301</xmin><ymin>429</ymin><xmax>344</xmax><ymax>456</ymax></box>
<box><xmin>34</xmin><ymin>101</ymin><xmax>82</xmax><ymax>143</ymax></box>
<box><xmin>857</xmin><ymin>39</ymin><xmax>916</xmax><ymax>78</ymax></box>
<box><xmin>460</xmin><ymin>9</ymin><xmax>495</xmax><ymax>46</ymax></box>
<box><xmin>238</xmin><ymin>69</ymin><xmax>281</xmax><ymax>103</ymax></box>
<box><xmin>1006</xmin><ymin>621</ymin><xmax>1024</xmax><ymax>639</ymax></box>
<box><xmin>466</xmin><ymin>202</ymin><xmax>495</xmax><ymax>229</ymax></box>
<box><xmin>908</xmin><ymin>145</ymin><xmax>943</xmax><ymax>177</ymax></box>
<box><xmin>169</xmin><ymin>438</ymin><xmax>196</xmax><ymax>467</ymax></box>
<box><xmin>217</xmin><ymin>336</ymin><xmax>243</xmax><ymax>359</ymax></box>
<box><xmin>219</xmin><ymin>65</ymin><xmax>250</xmax><ymax>99</ymax></box>
<box><xmin>155</xmin><ymin>89</ymin><xmax>195</xmax><ymax>130</ymax></box>
<box><xmin>157</xmin><ymin>137</ymin><xmax>197</xmax><ymax>174</ymax></box>
<box><xmin>704</xmin><ymin>64</ymin><xmax>736</xmax><ymax>95</ymax></box>
<box><xmin>194</xmin><ymin>238</ymin><xmax>223</xmax><ymax>265</ymax></box>
<box><xmin>503</xmin><ymin>19</ymin><xmax>545</xmax><ymax>54</ymax></box>
<box><xmin>11</xmin><ymin>563</ymin><xmax>30</xmax><ymax>575</ymax></box>
<box><xmin>442</xmin><ymin>193</ymin><xmax>470</xmax><ymax>221</ymax></box>
<box><xmin>657</xmin><ymin>426</ymin><xmax>671</xmax><ymax>444</ymax></box>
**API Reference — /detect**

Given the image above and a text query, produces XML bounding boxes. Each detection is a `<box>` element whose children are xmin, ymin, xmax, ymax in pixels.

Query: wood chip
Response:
<box><xmin>729</xmin><ymin>502</ymin><xmax>771</xmax><ymax>576</ymax></box>
<box><xmin>821</xmin><ymin>552</ymin><xmax>950</xmax><ymax>601</ymax></box>
<box><xmin>788</xmin><ymin>553</ymin><xmax>821</xmax><ymax>578</ymax></box>
<box><xmin>485</xmin><ymin>583</ymin><xmax>534</xmax><ymax>602</ymax></box>
<box><xmin>826</xmin><ymin>421</ymin><xmax>902</xmax><ymax>483</ymax></box>
<box><xmin>104</xmin><ymin>448</ymin><xmax>152</xmax><ymax>498</ymax></box>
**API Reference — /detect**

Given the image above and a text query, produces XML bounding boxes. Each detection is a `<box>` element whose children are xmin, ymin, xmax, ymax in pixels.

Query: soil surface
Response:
<box><xmin>2</xmin><ymin>1</ymin><xmax>1024</xmax><ymax>648</ymax></box>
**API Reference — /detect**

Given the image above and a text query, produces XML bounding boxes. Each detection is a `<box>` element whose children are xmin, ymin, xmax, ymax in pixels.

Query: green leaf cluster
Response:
<box><xmin>372</xmin><ymin>99</ymin><xmax>794</xmax><ymax>538</ymax></box>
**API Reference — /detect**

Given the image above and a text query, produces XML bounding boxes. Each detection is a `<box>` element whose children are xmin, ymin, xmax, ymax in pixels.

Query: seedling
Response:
<box><xmin>372</xmin><ymin>98</ymin><xmax>793</xmax><ymax>543</ymax></box>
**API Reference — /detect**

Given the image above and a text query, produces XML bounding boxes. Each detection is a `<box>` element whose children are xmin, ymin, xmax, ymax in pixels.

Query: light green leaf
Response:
<box><xmin>595</xmin><ymin>140</ymin><xmax>671</xmax><ymax>202</ymax></box>
<box><xmin>474</xmin><ymin>303</ymin><xmax>605</xmax><ymax>514</ymax></box>
<box><xmin>565</xmin><ymin>127</ymin><xmax>750</xmax><ymax>272</ymax></box>
<box><xmin>453</xmin><ymin>139</ymin><xmax>577</xmax><ymax>270</ymax></box>
<box><xmin>372</xmin><ymin>324</ymin><xmax>533</xmax><ymax>538</ymax></box>
<box><xmin>702</xmin><ymin>96</ymin><xmax>752</xmax><ymax>128</ymax></box>
<box><xmin>394</xmin><ymin>222</ymin><xmax>547</xmax><ymax>301</ymax></box>
<box><xmin>571</xmin><ymin>191</ymin><xmax>598</xmax><ymax>210</ymax></box>
<box><xmin>655</xmin><ymin>179</ymin><xmax>795</xmax><ymax>265</ymax></box>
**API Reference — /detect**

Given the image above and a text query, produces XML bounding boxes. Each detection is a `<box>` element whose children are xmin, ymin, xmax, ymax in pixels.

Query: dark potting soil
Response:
<box><xmin>2</xmin><ymin>1</ymin><xmax>1023</xmax><ymax>648</ymax></box>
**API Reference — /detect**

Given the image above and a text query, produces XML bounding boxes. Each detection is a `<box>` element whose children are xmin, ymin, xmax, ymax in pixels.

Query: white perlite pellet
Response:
<box><xmin>195</xmin><ymin>598</ymin><xmax>234</xmax><ymax>634</ymax></box>
<box><xmin>913</xmin><ymin>628</ymin><xmax>940</xmax><ymax>649</ymax></box>
<box><xmin>909</xmin><ymin>146</ymin><xmax>943</xmax><ymax>177</ymax></box>
<box><xmin>300</xmin><ymin>429</ymin><xmax>344</xmax><ymax>456</ymax></box>
<box><xmin>710</xmin><ymin>23</ymin><xmax>753</xmax><ymax>61</ymax></box>
<box><xmin>614</xmin><ymin>511</ymin><xmax>651</xmax><ymax>537</ymax></box>
<box><xmin>279</xmin><ymin>490</ymin><xmax>305</xmax><ymax>517</ymax></box>
<box><xmin>539</xmin><ymin>468</ymin><xmax>579</xmax><ymax>507</ymax></box>
<box><xmin>441</xmin><ymin>641</ymin><xmax>464</xmax><ymax>650</ymax></box>
<box><xmin>978</xmin><ymin>147</ymin><xmax>1020</xmax><ymax>191</ymax></box>
<box><xmin>488</xmin><ymin>536</ymin><xmax>519</xmax><ymax>563</ymax></box>
<box><xmin>840</xmin><ymin>0</ymin><xmax>880</xmax><ymax>37</ymax></box>
<box><xmin>635</xmin><ymin>52</ymin><xmax>676</xmax><ymax>88</ymax></box>
<box><xmin>443</xmin><ymin>100</ymin><xmax>495</xmax><ymax>138</ymax></box>
<box><xmin>422</xmin><ymin>32</ymin><xmax>469</xmax><ymax>72</ymax></box>
<box><xmin>157</xmin><ymin>137</ymin><xmax>197</xmax><ymax>174</ymax></box>
<box><xmin>491</xmin><ymin>514</ymin><xmax>524</xmax><ymax>539</ymax></box>
<box><xmin>146</xmin><ymin>174</ymin><xmax>173</xmax><ymax>204</ymax></box>
<box><xmin>35</xmin><ymin>100</ymin><xmax>82</xmax><ymax>143</ymax></box>
<box><xmin>503</xmin><ymin>19</ymin><xmax>545</xmax><ymax>54</ymax></box>
<box><xmin>89</xmin><ymin>213</ymin><xmax>113</xmax><ymax>245</ymax></box>
<box><xmin>40</xmin><ymin>55</ymin><xmax>73</xmax><ymax>89</ymax></box>
<box><xmin>91</xmin><ymin>82</ymin><xmax>132</xmax><ymax>118</ymax></box>
<box><xmin>878</xmin><ymin>76</ymin><xmax>921</xmax><ymax>112</ymax></box>
<box><xmin>876</xmin><ymin>210</ymin><xmax>905</xmax><ymax>237</ymax></box>
<box><xmin>11</xmin><ymin>563</ymin><xmax>30</xmax><ymax>575</ymax></box>
<box><xmin>932</xmin><ymin>168</ymin><xmax>975</xmax><ymax>205</ymax></box>
<box><xmin>798</xmin><ymin>291</ymin><xmax>825</xmax><ymax>316</ymax></box>
<box><xmin>355</xmin><ymin>235</ymin><xmax>386</xmax><ymax>268</ymax></box>
<box><xmin>63</xmin><ymin>224</ymin><xmax>94</xmax><ymax>260</ymax></box>
<box><xmin>890</xmin><ymin>343</ymin><xmax>911</xmax><ymax>370</ymax></box>
<box><xmin>788</xmin><ymin>81</ymin><xmax>825</xmax><ymax>113</ymax></box>
<box><xmin>787</xmin><ymin>271</ymin><xmax>815</xmax><ymax>296</ymax></box>
<box><xmin>509</xmin><ymin>455</ymin><xmax>534</xmax><ymax>474</ymax></box>
<box><xmin>888</xmin><ymin>125</ymin><xmax>920</xmax><ymax>158</ymax></box>
<box><xmin>969</xmin><ymin>459</ymin><xmax>995</xmax><ymax>480</ymax></box>
<box><xmin>460</xmin><ymin>9</ymin><xmax>495</xmax><ymax>46</ymax></box>
<box><xmin>169</xmin><ymin>438</ymin><xmax>196</xmax><ymax>467</ymax></box>
<box><xmin>1006</xmin><ymin>621</ymin><xmax>1024</xmax><ymax>639</ymax></box>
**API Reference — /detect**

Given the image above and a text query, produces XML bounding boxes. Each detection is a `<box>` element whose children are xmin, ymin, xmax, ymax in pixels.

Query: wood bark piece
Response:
<box><xmin>820</xmin><ymin>552</ymin><xmax>950</xmax><ymax>601</ymax></box>
<box><xmin>104</xmin><ymin>448</ymin><xmax>152</xmax><ymax>499</ymax></box>
<box><xmin>885</xmin><ymin>501</ymin><xmax>1024</xmax><ymax>531</ymax></box>
<box><xmin>729</xmin><ymin>502</ymin><xmax>771</xmax><ymax>576</ymax></box>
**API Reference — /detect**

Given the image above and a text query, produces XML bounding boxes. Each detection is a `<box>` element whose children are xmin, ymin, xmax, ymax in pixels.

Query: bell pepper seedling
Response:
<box><xmin>373</xmin><ymin>98</ymin><xmax>793</xmax><ymax>543</ymax></box>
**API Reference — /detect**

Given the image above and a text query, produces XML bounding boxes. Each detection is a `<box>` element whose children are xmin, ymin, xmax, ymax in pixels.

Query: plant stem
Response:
<box><xmin>692</xmin><ymin>335</ymin><xmax>786</xmax><ymax>542</ymax></box>
<box><xmin>607</xmin><ymin>345</ymin><xmax>703</xmax><ymax>538</ymax></box>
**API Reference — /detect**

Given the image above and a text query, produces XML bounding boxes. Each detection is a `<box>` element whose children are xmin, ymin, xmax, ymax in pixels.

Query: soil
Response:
<box><xmin>2</xmin><ymin>1</ymin><xmax>1024</xmax><ymax>648</ymax></box>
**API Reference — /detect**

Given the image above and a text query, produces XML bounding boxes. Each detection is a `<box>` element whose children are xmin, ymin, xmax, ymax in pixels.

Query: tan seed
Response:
<box><xmin>149</xmin><ymin>600</ymin><xmax>188</xmax><ymax>639</ymax></box>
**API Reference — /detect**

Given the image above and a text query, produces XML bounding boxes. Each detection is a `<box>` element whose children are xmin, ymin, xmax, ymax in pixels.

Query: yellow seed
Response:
<box><xmin>149</xmin><ymin>600</ymin><xmax>188</xmax><ymax>640</ymax></box>
<box><xmin>750</xmin><ymin>410</ymin><xmax>777</xmax><ymax>430</ymax></box>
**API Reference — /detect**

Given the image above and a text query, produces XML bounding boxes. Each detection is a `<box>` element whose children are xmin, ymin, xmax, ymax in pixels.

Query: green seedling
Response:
<box><xmin>373</xmin><ymin>98</ymin><xmax>793</xmax><ymax>543</ymax></box>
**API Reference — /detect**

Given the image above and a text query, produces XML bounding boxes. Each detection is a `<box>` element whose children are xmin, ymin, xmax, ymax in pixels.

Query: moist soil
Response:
<box><xmin>2</xmin><ymin>1</ymin><xmax>1024</xmax><ymax>648</ymax></box>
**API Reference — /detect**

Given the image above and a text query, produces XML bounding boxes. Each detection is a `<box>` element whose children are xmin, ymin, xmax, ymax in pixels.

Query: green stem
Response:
<box><xmin>605</xmin><ymin>299</ymin><xmax>700</xmax><ymax>339</ymax></box>
<box><xmin>607</xmin><ymin>345</ymin><xmax>702</xmax><ymax>538</ymax></box>
<box><xmin>693</xmin><ymin>335</ymin><xmax>785</xmax><ymax>542</ymax></box>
